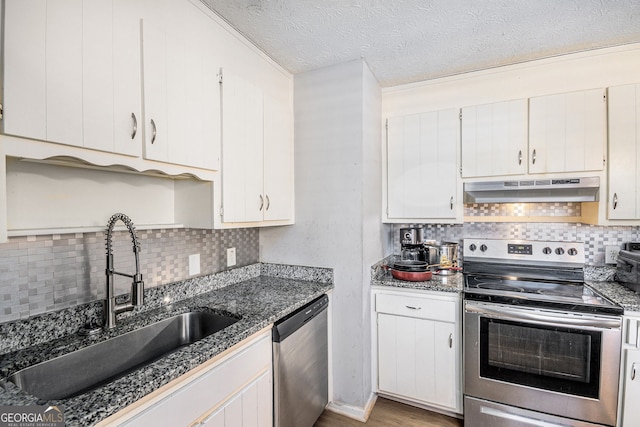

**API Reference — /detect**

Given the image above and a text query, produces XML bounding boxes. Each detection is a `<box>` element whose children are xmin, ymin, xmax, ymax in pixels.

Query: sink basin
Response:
<box><xmin>7</xmin><ymin>311</ymin><xmax>239</xmax><ymax>400</ymax></box>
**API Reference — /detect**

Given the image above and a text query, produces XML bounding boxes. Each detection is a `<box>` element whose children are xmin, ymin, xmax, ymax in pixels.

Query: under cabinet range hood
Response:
<box><xmin>463</xmin><ymin>177</ymin><xmax>600</xmax><ymax>203</ymax></box>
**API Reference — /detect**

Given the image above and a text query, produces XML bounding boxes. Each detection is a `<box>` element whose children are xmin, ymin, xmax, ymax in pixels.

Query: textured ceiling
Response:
<box><xmin>202</xmin><ymin>0</ymin><xmax>640</xmax><ymax>87</ymax></box>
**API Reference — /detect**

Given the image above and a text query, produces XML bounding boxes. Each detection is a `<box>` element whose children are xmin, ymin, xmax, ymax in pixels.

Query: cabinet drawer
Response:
<box><xmin>376</xmin><ymin>293</ymin><xmax>456</xmax><ymax>322</ymax></box>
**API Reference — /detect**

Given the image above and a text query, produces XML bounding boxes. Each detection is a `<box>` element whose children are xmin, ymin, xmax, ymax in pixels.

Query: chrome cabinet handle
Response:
<box><xmin>613</xmin><ymin>193</ymin><xmax>618</xmax><ymax>210</ymax></box>
<box><xmin>518</xmin><ymin>150</ymin><xmax>522</xmax><ymax>165</ymax></box>
<box><xmin>259</xmin><ymin>195</ymin><xmax>264</xmax><ymax>211</ymax></box>
<box><xmin>450</xmin><ymin>197</ymin><xmax>454</xmax><ymax>210</ymax></box>
<box><xmin>449</xmin><ymin>333</ymin><xmax>453</xmax><ymax>348</ymax></box>
<box><xmin>633</xmin><ymin>363</ymin><xmax>637</xmax><ymax>381</ymax></box>
<box><xmin>131</xmin><ymin>113</ymin><xmax>137</xmax><ymax>140</ymax></box>
<box><xmin>405</xmin><ymin>305</ymin><xmax>421</xmax><ymax>310</ymax></box>
<box><xmin>150</xmin><ymin>119</ymin><xmax>157</xmax><ymax>144</ymax></box>
<box><xmin>532</xmin><ymin>149</ymin><xmax>536</xmax><ymax>165</ymax></box>
<box><xmin>265</xmin><ymin>195</ymin><xmax>270</xmax><ymax>211</ymax></box>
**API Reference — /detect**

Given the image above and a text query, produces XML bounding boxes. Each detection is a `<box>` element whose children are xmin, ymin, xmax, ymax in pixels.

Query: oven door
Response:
<box><xmin>464</xmin><ymin>301</ymin><xmax>622</xmax><ymax>427</ymax></box>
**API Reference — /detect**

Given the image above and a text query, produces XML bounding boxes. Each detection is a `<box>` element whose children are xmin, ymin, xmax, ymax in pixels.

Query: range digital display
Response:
<box><xmin>507</xmin><ymin>243</ymin><xmax>533</xmax><ymax>255</ymax></box>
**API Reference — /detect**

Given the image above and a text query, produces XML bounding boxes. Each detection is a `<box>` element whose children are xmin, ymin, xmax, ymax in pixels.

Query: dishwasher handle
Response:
<box><xmin>273</xmin><ymin>294</ymin><xmax>329</xmax><ymax>342</ymax></box>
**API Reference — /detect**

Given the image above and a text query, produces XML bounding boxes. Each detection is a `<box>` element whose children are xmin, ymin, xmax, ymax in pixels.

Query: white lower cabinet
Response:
<box><xmin>618</xmin><ymin>315</ymin><xmax>640</xmax><ymax>427</ymax></box>
<box><xmin>103</xmin><ymin>330</ymin><xmax>272</xmax><ymax>427</ymax></box>
<box><xmin>374</xmin><ymin>289</ymin><xmax>462</xmax><ymax>414</ymax></box>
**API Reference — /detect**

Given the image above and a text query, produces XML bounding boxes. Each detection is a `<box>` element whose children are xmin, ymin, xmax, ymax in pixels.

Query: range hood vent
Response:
<box><xmin>463</xmin><ymin>177</ymin><xmax>600</xmax><ymax>204</ymax></box>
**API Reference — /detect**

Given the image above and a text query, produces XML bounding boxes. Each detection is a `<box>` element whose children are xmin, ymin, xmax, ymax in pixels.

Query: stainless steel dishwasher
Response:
<box><xmin>273</xmin><ymin>294</ymin><xmax>329</xmax><ymax>427</ymax></box>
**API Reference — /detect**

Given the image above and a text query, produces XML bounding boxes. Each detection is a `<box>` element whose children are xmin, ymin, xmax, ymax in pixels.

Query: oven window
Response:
<box><xmin>480</xmin><ymin>318</ymin><xmax>601</xmax><ymax>398</ymax></box>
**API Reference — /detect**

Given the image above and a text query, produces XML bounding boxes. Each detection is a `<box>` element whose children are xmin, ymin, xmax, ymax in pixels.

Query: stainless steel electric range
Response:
<box><xmin>463</xmin><ymin>239</ymin><xmax>623</xmax><ymax>427</ymax></box>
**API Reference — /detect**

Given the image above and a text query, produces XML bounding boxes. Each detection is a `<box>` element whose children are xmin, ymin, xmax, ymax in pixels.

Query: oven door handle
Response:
<box><xmin>466</xmin><ymin>302</ymin><xmax>621</xmax><ymax>329</ymax></box>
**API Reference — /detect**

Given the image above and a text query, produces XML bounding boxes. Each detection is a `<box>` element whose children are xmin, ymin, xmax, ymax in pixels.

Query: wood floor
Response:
<box><xmin>314</xmin><ymin>398</ymin><xmax>463</xmax><ymax>427</ymax></box>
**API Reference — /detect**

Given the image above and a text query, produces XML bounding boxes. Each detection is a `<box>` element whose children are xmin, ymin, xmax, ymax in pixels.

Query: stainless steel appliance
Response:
<box><xmin>463</xmin><ymin>239</ymin><xmax>623</xmax><ymax>427</ymax></box>
<box><xmin>463</xmin><ymin>176</ymin><xmax>600</xmax><ymax>203</ymax></box>
<box><xmin>400</xmin><ymin>226</ymin><xmax>427</xmax><ymax>261</ymax></box>
<box><xmin>273</xmin><ymin>294</ymin><xmax>329</xmax><ymax>427</ymax></box>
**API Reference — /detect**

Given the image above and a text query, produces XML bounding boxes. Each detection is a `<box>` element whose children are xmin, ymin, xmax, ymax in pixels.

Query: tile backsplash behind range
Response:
<box><xmin>390</xmin><ymin>203</ymin><xmax>640</xmax><ymax>266</ymax></box>
<box><xmin>0</xmin><ymin>228</ymin><xmax>258</xmax><ymax>322</ymax></box>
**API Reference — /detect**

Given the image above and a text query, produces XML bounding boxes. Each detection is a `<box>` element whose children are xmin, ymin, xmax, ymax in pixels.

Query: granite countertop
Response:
<box><xmin>370</xmin><ymin>255</ymin><xmax>463</xmax><ymax>293</ymax></box>
<box><xmin>587</xmin><ymin>280</ymin><xmax>640</xmax><ymax>313</ymax></box>
<box><xmin>0</xmin><ymin>263</ymin><xmax>333</xmax><ymax>426</ymax></box>
<box><xmin>370</xmin><ymin>256</ymin><xmax>640</xmax><ymax>311</ymax></box>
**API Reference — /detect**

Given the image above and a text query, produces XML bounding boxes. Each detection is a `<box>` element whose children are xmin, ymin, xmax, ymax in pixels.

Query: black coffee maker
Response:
<box><xmin>399</xmin><ymin>227</ymin><xmax>427</xmax><ymax>262</ymax></box>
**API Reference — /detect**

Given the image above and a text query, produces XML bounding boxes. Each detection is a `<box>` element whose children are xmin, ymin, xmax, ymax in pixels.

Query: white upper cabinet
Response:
<box><xmin>46</xmin><ymin>0</ymin><xmax>83</xmax><ymax>146</ymax></box>
<box><xmin>461</xmin><ymin>99</ymin><xmax>528</xmax><ymax>178</ymax></box>
<box><xmin>607</xmin><ymin>83</ymin><xmax>640</xmax><ymax>220</ymax></box>
<box><xmin>141</xmin><ymin>0</ymin><xmax>221</xmax><ymax>170</ymax></box>
<box><xmin>386</xmin><ymin>108</ymin><xmax>460</xmax><ymax>222</ymax></box>
<box><xmin>528</xmin><ymin>89</ymin><xmax>606</xmax><ymax>174</ymax></box>
<box><xmin>3</xmin><ymin>0</ymin><xmax>48</xmax><ymax>141</ymax></box>
<box><xmin>221</xmin><ymin>71</ymin><xmax>264</xmax><ymax>223</ymax></box>
<box><xmin>3</xmin><ymin>0</ymin><xmax>220</xmax><ymax>170</ymax></box>
<box><xmin>3</xmin><ymin>0</ymin><xmax>142</xmax><ymax>155</ymax></box>
<box><xmin>263</xmin><ymin>93</ymin><xmax>294</xmax><ymax>222</ymax></box>
<box><xmin>220</xmin><ymin>70</ymin><xmax>293</xmax><ymax>225</ymax></box>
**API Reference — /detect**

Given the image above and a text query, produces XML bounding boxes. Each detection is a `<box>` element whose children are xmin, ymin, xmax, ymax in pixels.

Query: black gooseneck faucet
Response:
<box><xmin>104</xmin><ymin>213</ymin><xmax>144</xmax><ymax>329</ymax></box>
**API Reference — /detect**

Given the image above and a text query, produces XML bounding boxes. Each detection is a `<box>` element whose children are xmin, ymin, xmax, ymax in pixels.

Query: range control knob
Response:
<box><xmin>480</xmin><ymin>244</ymin><xmax>488</xmax><ymax>252</ymax></box>
<box><xmin>542</xmin><ymin>247</ymin><xmax>552</xmax><ymax>255</ymax></box>
<box><xmin>567</xmin><ymin>248</ymin><xmax>578</xmax><ymax>256</ymax></box>
<box><xmin>469</xmin><ymin>244</ymin><xmax>477</xmax><ymax>252</ymax></box>
<box><xmin>555</xmin><ymin>247</ymin><xmax>565</xmax><ymax>255</ymax></box>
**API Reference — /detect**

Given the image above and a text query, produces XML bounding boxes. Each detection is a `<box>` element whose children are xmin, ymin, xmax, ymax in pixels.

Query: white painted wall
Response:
<box><xmin>259</xmin><ymin>59</ymin><xmax>383</xmax><ymax>415</ymax></box>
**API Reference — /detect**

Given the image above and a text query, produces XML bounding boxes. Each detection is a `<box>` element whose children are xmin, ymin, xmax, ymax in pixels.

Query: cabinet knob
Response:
<box><xmin>532</xmin><ymin>149</ymin><xmax>537</xmax><ymax>165</ymax></box>
<box><xmin>265</xmin><ymin>195</ymin><xmax>270</xmax><ymax>211</ymax></box>
<box><xmin>450</xmin><ymin>196</ymin><xmax>454</xmax><ymax>210</ymax></box>
<box><xmin>405</xmin><ymin>305</ymin><xmax>421</xmax><ymax>310</ymax></box>
<box><xmin>259</xmin><ymin>195</ymin><xmax>264</xmax><ymax>211</ymax></box>
<box><xmin>633</xmin><ymin>363</ymin><xmax>637</xmax><ymax>381</ymax></box>
<box><xmin>449</xmin><ymin>333</ymin><xmax>453</xmax><ymax>348</ymax></box>
<box><xmin>131</xmin><ymin>113</ymin><xmax>138</xmax><ymax>140</ymax></box>
<box><xmin>613</xmin><ymin>193</ymin><xmax>618</xmax><ymax>210</ymax></box>
<box><xmin>518</xmin><ymin>150</ymin><xmax>522</xmax><ymax>165</ymax></box>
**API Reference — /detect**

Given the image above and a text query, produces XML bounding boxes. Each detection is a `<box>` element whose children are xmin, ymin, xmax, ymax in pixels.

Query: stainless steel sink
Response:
<box><xmin>8</xmin><ymin>311</ymin><xmax>239</xmax><ymax>400</ymax></box>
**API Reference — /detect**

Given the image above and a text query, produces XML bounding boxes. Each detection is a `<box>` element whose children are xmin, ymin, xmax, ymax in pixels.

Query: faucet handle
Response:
<box><xmin>132</xmin><ymin>275</ymin><xmax>144</xmax><ymax>306</ymax></box>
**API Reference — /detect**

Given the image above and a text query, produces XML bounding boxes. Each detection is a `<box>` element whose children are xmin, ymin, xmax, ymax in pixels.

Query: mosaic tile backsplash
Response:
<box><xmin>391</xmin><ymin>221</ymin><xmax>640</xmax><ymax>266</ymax></box>
<box><xmin>0</xmin><ymin>228</ymin><xmax>258</xmax><ymax>323</ymax></box>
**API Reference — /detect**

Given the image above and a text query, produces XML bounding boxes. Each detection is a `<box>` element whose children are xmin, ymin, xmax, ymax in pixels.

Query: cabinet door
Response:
<box><xmin>263</xmin><ymin>94</ymin><xmax>293</xmax><ymax>222</ymax></box>
<box><xmin>83</xmin><ymin>1</ymin><xmax>115</xmax><ymax>152</ymax></box>
<box><xmin>221</xmin><ymin>71</ymin><xmax>264</xmax><ymax>223</ymax></box>
<box><xmin>377</xmin><ymin>313</ymin><xmax>457</xmax><ymax>410</ymax></box>
<box><xmin>529</xmin><ymin>89</ymin><xmax>605</xmax><ymax>174</ymax></box>
<box><xmin>46</xmin><ymin>0</ymin><xmax>83</xmax><ymax>146</ymax></box>
<box><xmin>386</xmin><ymin>109</ymin><xmax>459</xmax><ymax>220</ymax></box>
<box><xmin>141</xmin><ymin>1</ymin><xmax>221</xmax><ymax>170</ymax></box>
<box><xmin>3</xmin><ymin>0</ymin><xmax>47</xmax><ymax>140</ymax></box>
<box><xmin>620</xmin><ymin>348</ymin><xmax>640</xmax><ymax>427</ymax></box>
<box><xmin>112</xmin><ymin>0</ymin><xmax>144</xmax><ymax>157</ymax></box>
<box><xmin>461</xmin><ymin>99</ymin><xmax>527</xmax><ymax>178</ymax></box>
<box><xmin>141</xmin><ymin>18</ymin><xmax>170</xmax><ymax>163</ymax></box>
<box><xmin>196</xmin><ymin>371</ymin><xmax>272</xmax><ymax>427</ymax></box>
<box><xmin>608</xmin><ymin>84</ymin><xmax>640</xmax><ymax>220</ymax></box>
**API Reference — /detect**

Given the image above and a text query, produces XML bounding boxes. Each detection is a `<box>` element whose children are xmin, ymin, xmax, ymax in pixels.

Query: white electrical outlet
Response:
<box><xmin>189</xmin><ymin>254</ymin><xmax>200</xmax><ymax>276</ymax></box>
<box><xmin>227</xmin><ymin>247</ymin><xmax>236</xmax><ymax>267</ymax></box>
<box><xmin>605</xmin><ymin>246</ymin><xmax>621</xmax><ymax>265</ymax></box>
